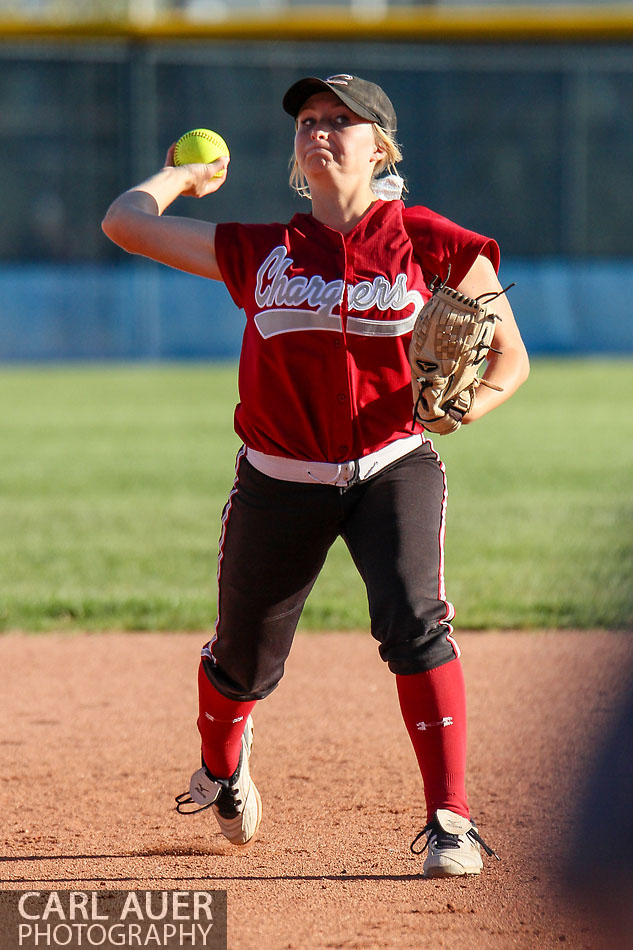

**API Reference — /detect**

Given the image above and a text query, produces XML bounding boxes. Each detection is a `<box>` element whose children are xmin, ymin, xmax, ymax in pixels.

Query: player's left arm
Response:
<box><xmin>456</xmin><ymin>253</ymin><xmax>530</xmax><ymax>423</ymax></box>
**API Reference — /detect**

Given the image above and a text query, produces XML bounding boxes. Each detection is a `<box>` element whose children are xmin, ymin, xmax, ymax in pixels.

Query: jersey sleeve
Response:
<box><xmin>402</xmin><ymin>204</ymin><xmax>500</xmax><ymax>290</ymax></box>
<box><xmin>215</xmin><ymin>221</ymin><xmax>286</xmax><ymax>309</ymax></box>
<box><xmin>214</xmin><ymin>221</ymin><xmax>255</xmax><ymax>309</ymax></box>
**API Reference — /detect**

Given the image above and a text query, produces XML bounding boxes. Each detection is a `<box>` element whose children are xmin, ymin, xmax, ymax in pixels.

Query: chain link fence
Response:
<box><xmin>1</xmin><ymin>20</ymin><xmax>632</xmax><ymax>357</ymax></box>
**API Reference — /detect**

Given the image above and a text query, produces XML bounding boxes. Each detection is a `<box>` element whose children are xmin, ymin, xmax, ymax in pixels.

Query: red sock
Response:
<box><xmin>197</xmin><ymin>661</ymin><xmax>256</xmax><ymax>778</ymax></box>
<box><xmin>396</xmin><ymin>658</ymin><xmax>469</xmax><ymax>823</ymax></box>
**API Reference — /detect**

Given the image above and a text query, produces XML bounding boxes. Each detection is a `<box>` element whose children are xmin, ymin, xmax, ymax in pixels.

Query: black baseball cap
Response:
<box><xmin>282</xmin><ymin>74</ymin><xmax>397</xmax><ymax>133</ymax></box>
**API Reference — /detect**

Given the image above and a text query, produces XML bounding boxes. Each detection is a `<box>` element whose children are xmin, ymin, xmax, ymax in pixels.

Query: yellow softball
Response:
<box><xmin>173</xmin><ymin>128</ymin><xmax>230</xmax><ymax>178</ymax></box>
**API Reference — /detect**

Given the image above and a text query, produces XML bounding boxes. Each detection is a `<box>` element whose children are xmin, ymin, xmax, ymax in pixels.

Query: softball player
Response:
<box><xmin>102</xmin><ymin>74</ymin><xmax>529</xmax><ymax>877</ymax></box>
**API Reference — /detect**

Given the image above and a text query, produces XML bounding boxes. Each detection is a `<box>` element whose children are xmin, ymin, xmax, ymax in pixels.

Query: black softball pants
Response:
<box><xmin>203</xmin><ymin>441</ymin><xmax>459</xmax><ymax>701</ymax></box>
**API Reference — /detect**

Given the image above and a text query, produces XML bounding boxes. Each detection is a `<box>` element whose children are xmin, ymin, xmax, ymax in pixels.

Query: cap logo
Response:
<box><xmin>326</xmin><ymin>74</ymin><xmax>353</xmax><ymax>85</ymax></box>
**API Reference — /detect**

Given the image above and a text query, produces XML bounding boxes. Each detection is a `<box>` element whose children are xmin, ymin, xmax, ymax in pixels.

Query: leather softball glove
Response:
<box><xmin>409</xmin><ymin>272</ymin><xmax>509</xmax><ymax>435</ymax></box>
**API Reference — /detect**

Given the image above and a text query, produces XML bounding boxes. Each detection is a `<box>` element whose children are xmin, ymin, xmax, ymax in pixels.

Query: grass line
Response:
<box><xmin>0</xmin><ymin>359</ymin><xmax>631</xmax><ymax>631</ymax></box>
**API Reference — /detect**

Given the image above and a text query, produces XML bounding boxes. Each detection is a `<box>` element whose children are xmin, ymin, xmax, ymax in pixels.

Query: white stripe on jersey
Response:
<box><xmin>254</xmin><ymin>309</ymin><xmax>417</xmax><ymax>339</ymax></box>
<box><xmin>254</xmin><ymin>309</ymin><xmax>341</xmax><ymax>338</ymax></box>
<box><xmin>347</xmin><ymin>313</ymin><xmax>417</xmax><ymax>336</ymax></box>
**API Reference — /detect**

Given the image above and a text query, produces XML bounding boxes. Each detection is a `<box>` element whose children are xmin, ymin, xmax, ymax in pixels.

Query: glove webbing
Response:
<box><xmin>410</xmin><ymin>269</ymin><xmax>514</xmax><ymax>431</ymax></box>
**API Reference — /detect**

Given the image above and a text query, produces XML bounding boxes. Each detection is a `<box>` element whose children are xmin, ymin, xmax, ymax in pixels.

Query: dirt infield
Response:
<box><xmin>1</xmin><ymin>630</ymin><xmax>632</xmax><ymax>949</ymax></box>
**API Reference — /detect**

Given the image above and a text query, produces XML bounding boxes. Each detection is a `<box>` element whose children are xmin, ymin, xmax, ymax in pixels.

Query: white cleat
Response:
<box><xmin>411</xmin><ymin>808</ymin><xmax>499</xmax><ymax>878</ymax></box>
<box><xmin>176</xmin><ymin>715</ymin><xmax>262</xmax><ymax>846</ymax></box>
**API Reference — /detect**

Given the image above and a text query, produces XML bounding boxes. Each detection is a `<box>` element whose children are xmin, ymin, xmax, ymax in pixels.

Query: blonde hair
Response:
<box><xmin>289</xmin><ymin>122</ymin><xmax>404</xmax><ymax>199</ymax></box>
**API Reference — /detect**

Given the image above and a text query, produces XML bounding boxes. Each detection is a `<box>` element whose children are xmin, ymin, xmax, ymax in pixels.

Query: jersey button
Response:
<box><xmin>339</xmin><ymin>444</ymin><xmax>349</xmax><ymax>456</ymax></box>
<box><xmin>334</xmin><ymin>339</ymin><xmax>343</xmax><ymax>348</ymax></box>
<box><xmin>337</xmin><ymin>393</ymin><xmax>346</xmax><ymax>404</ymax></box>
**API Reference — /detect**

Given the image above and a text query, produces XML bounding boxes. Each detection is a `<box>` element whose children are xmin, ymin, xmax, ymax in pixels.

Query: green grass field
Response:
<box><xmin>1</xmin><ymin>360</ymin><xmax>632</xmax><ymax>632</ymax></box>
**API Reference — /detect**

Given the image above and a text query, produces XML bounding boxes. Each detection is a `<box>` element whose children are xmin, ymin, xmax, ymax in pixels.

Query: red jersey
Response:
<box><xmin>215</xmin><ymin>199</ymin><xmax>499</xmax><ymax>463</ymax></box>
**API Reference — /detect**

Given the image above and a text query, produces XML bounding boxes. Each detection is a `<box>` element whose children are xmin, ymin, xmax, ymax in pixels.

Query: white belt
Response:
<box><xmin>245</xmin><ymin>434</ymin><xmax>423</xmax><ymax>488</ymax></box>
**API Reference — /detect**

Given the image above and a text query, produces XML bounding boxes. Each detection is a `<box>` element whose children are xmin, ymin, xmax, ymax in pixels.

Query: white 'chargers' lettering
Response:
<box><xmin>255</xmin><ymin>247</ymin><xmax>344</xmax><ymax>318</ymax></box>
<box><xmin>254</xmin><ymin>246</ymin><xmax>424</xmax><ymax>338</ymax></box>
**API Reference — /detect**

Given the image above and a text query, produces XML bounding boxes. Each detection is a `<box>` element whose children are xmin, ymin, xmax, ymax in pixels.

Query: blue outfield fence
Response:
<box><xmin>1</xmin><ymin>258</ymin><xmax>632</xmax><ymax>362</ymax></box>
<box><xmin>505</xmin><ymin>260</ymin><xmax>633</xmax><ymax>355</ymax></box>
<box><xmin>0</xmin><ymin>263</ymin><xmax>245</xmax><ymax>362</ymax></box>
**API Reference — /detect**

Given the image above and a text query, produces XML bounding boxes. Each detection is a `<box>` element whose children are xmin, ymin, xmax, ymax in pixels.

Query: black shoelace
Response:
<box><xmin>175</xmin><ymin>751</ymin><xmax>244</xmax><ymax>816</ymax></box>
<box><xmin>411</xmin><ymin>820</ymin><xmax>500</xmax><ymax>860</ymax></box>
<box><xmin>175</xmin><ymin>777</ymin><xmax>243</xmax><ymax>817</ymax></box>
<box><xmin>214</xmin><ymin>783</ymin><xmax>243</xmax><ymax>819</ymax></box>
<box><xmin>175</xmin><ymin>793</ymin><xmax>212</xmax><ymax>815</ymax></box>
